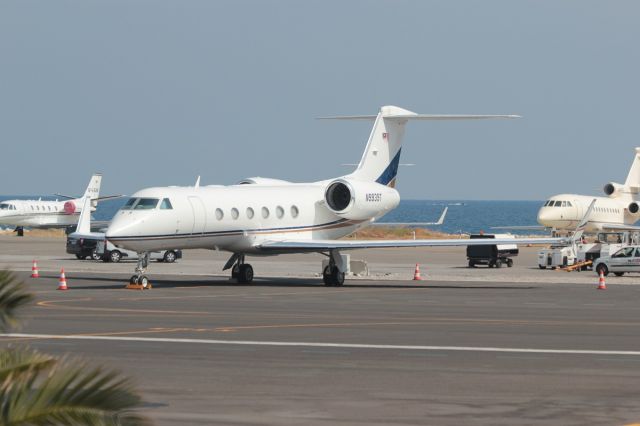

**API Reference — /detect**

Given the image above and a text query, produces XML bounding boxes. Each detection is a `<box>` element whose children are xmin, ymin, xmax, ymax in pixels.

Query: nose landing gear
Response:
<box><xmin>127</xmin><ymin>252</ymin><xmax>152</xmax><ymax>289</ymax></box>
<box><xmin>323</xmin><ymin>250</ymin><xmax>346</xmax><ymax>286</ymax></box>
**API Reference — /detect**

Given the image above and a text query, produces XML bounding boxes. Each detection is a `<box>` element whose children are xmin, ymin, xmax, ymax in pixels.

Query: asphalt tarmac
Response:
<box><xmin>3</xmin><ymin>270</ymin><xmax>640</xmax><ymax>426</ymax></box>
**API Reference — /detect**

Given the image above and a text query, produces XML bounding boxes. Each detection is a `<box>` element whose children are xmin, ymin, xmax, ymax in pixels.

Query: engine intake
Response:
<box><xmin>324</xmin><ymin>179</ymin><xmax>400</xmax><ymax>220</ymax></box>
<box><xmin>629</xmin><ymin>202</ymin><xmax>640</xmax><ymax>214</ymax></box>
<box><xmin>604</xmin><ymin>182</ymin><xmax>626</xmax><ymax>197</ymax></box>
<box><xmin>325</xmin><ymin>181</ymin><xmax>353</xmax><ymax>212</ymax></box>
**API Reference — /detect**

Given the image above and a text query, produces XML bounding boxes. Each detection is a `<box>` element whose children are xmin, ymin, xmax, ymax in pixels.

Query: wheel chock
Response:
<box><xmin>125</xmin><ymin>283</ymin><xmax>152</xmax><ymax>290</ymax></box>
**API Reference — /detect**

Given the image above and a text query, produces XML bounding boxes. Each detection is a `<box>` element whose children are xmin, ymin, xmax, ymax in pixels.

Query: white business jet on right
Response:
<box><xmin>537</xmin><ymin>148</ymin><xmax>640</xmax><ymax>233</ymax></box>
<box><xmin>105</xmin><ymin>105</ymin><xmax>570</xmax><ymax>287</ymax></box>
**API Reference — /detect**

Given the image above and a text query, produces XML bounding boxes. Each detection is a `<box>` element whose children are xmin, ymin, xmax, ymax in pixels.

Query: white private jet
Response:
<box><xmin>0</xmin><ymin>174</ymin><xmax>120</xmax><ymax>235</ymax></box>
<box><xmin>105</xmin><ymin>105</ymin><xmax>570</xmax><ymax>287</ymax></box>
<box><xmin>536</xmin><ymin>147</ymin><xmax>640</xmax><ymax>233</ymax></box>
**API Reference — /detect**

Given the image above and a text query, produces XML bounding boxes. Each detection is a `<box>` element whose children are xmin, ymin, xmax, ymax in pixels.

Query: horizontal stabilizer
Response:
<box><xmin>319</xmin><ymin>114</ymin><xmax>521</xmax><ymax>121</ymax></box>
<box><xmin>372</xmin><ymin>207</ymin><xmax>448</xmax><ymax>227</ymax></box>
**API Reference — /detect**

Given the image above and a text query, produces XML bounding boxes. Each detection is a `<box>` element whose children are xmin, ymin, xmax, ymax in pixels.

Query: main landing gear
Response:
<box><xmin>129</xmin><ymin>252</ymin><xmax>151</xmax><ymax>288</ymax></box>
<box><xmin>226</xmin><ymin>254</ymin><xmax>254</xmax><ymax>284</ymax></box>
<box><xmin>323</xmin><ymin>250</ymin><xmax>346</xmax><ymax>287</ymax></box>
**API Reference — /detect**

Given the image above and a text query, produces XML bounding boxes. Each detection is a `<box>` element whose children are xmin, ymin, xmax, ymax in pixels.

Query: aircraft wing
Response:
<box><xmin>600</xmin><ymin>223</ymin><xmax>640</xmax><ymax>232</ymax></box>
<box><xmin>490</xmin><ymin>225</ymin><xmax>549</xmax><ymax>231</ymax></box>
<box><xmin>257</xmin><ymin>236</ymin><xmax>567</xmax><ymax>253</ymax></box>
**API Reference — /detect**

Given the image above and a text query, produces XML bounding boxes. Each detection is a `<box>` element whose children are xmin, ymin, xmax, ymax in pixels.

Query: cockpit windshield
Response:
<box><xmin>120</xmin><ymin>198</ymin><xmax>137</xmax><ymax>210</ymax></box>
<box><xmin>133</xmin><ymin>198</ymin><xmax>160</xmax><ymax>210</ymax></box>
<box><xmin>0</xmin><ymin>203</ymin><xmax>15</xmax><ymax>210</ymax></box>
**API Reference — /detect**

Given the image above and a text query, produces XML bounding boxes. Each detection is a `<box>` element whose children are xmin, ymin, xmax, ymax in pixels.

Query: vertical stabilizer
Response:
<box><xmin>624</xmin><ymin>148</ymin><xmax>640</xmax><ymax>187</ymax></box>
<box><xmin>83</xmin><ymin>174</ymin><xmax>102</xmax><ymax>200</ymax></box>
<box><xmin>75</xmin><ymin>196</ymin><xmax>92</xmax><ymax>234</ymax></box>
<box><xmin>348</xmin><ymin>106</ymin><xmax>415</xmax><ymax>187</ymax></box>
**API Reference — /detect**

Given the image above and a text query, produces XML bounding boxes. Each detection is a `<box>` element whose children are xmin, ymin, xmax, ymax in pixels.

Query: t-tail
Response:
<box><xmin>321</xmin><ymin>105</ymin><xmax>520</xmax><ymax>188</ymax></box>
<box><xmin>83</xmin><ymin>174</ymin><xmax>102</xmax><ymax>201</ymax></box>
<box><xmin>604</xmin><ymin>147</ymin><xmax>640</xmax><ymax>199</ymax></box>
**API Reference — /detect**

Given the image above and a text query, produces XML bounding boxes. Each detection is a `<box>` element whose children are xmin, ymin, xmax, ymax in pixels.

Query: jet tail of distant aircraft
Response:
<box><xmin>83</xmin><ymin>174</ymin><xmax>102</xmax><ymax>200</ymax></box>
<box><xmin>624</xmin><ymin>147</ymin><xmax>640</xmax><ymax>189</ymax></box>
<box><xmin>320</xmin><ymin>106</ymin><xmax>519</xmax><ymax>188</ymax></box>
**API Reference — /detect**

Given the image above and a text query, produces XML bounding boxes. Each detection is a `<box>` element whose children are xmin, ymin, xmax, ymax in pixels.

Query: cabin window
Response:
<box><xmin>261</xmin><ymin>207</ymin><xmax>270</xmax><ymax>219</ymax></box>
<box><xmin>291</xmin><ymin>205</ymin><xmax>299</xmax><ymax>218</ymax></box>
<box><xmin>215</xmin><ymin>208</ymin><xmax>224</xmax><ymax>220</ymax></box>
<box><xmin>121</xmin><ymin>198</ymin><xmax>138</xmax><ymax>210</ymax></box>
<box><xmin>276</xmin><ymin>206</ymin><xmax>284</xmax><ymax>219</ymax></box>
<box><xmin>231</xmin><ymin>208</ymin><xmax>239</xmax><ymax>220</ymax></box>
<box><xmin>160</xmin><ymin>198</ymin><xmax>173</xmax><ymax>210</ymax></box>
<box><xmin>246</xmin><ymin>207</ymin><xmax>255</xmax><ymax>219</ymax></box>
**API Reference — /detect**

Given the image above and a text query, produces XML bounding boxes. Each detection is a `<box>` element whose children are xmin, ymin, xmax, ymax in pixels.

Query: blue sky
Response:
<box><xmin>1</xmin><ymin>1</ymin><xmax>638</xmax><ymax>199</ymax></box>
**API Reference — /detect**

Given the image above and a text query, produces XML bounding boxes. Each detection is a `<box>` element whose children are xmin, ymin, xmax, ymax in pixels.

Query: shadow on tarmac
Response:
<box><xmin>35</xmin><ymin>274</ymin><xmax>536</xmax><ymax>291</ymax></box>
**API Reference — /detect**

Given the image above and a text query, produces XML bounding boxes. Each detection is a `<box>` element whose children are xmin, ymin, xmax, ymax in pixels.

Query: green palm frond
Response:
<box><xmin>0</xmin><ymin>350</ymin><xmax>152</xmax><ymax>426</ymax></box>
<box><xmin>0</xmin><ymin>347</ymin><xmax>55</xmax><ymax>382</ymax></box>
<box><xmin>0</xmin><ymin>270</ymin><xmax>34</xmax><ymax>332</ymax></box>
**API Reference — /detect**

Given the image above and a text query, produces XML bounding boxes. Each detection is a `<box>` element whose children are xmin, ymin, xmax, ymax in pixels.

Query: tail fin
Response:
<box><xmin>624</xmin><ymin>148</ymin><xmax>640</xmax><ymax>188</ymax></box>
<box><xmin>83</xmin><ymin>174</ymin><xmax>102</xmax><ymax>200</ymax></box>
<box><xmin>321</xmin><ymin>106</ymin><xmax>519</xmax><ymax>187</ymax></box>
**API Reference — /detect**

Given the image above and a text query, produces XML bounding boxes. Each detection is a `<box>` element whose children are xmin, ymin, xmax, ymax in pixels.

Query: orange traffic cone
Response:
<box><xmin>597</xmin><ymin>271</ymin><xmax>606</xmax><ymax>290</ymax></box>
<box><xmin>57</xmin><ymin>268</ymin><xmax>68</xmax><ymax>291</ymax></box>
<box><xmin>30</xmin><ymin>260</ymin><xmax>39</xmax><ymax>278</ymax></box>
<box><xmin>413</xmin><ymin>263</ymin><xmax>422</xmax><ymax>281</ymax></box>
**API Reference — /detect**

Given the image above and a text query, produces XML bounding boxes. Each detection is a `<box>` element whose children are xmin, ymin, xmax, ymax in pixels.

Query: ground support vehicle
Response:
<box><xmin>593</xmin><ymin>245</ymin><xmax>640</xmax><ymax>276</ymax></box>
<box><xmin>96</xmin><ymin>239</ymin><xmax>181</xmax><ymax>263</ymax></box>
<box><xmin>467</xmin><ymin>234</ymin><xmax>518</xmax><ymax>268</ymax></box>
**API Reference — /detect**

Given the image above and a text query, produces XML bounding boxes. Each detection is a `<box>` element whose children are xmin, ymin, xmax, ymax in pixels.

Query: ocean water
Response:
<box><xmin>0</xmin><ymin>196</ymin><xmax>544</xmax><ymax>235</ymax></box>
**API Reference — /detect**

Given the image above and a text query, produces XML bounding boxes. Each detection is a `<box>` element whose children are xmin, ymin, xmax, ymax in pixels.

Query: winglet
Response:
<box><xmin>572</xmin><ymin>198</ymin><xmax>597</xmax><ymax>243</ymax></box>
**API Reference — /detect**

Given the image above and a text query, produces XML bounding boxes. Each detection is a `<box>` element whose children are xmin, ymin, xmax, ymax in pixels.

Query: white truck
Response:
<box><xmin>538</xmin><ymin>232</ymin><xmax>629</xmax><ymax>270</ymax></box>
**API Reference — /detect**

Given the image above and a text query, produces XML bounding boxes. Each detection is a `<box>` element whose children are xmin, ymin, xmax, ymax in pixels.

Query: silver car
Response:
<box><xmin>593</xmin><ymin>246</ymin><xmax>640</xmax><ymax>277</ymax></box>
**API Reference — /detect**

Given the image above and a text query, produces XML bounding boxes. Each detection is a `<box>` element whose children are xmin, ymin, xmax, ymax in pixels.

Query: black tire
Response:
<box><xmin>538</xmin><ymin>265</ymin><xmax>546</xmax><ymax>269</ymax></box>
<box><xmin>75</xmin><ymin>254</ymin><xmax>84</xmax><ymax>260</ymax></box>
<box><xmin>109</xmin><ymin>250</ymin><xmax>122</xmax><ymax>263</ymax></box>
<box><xmin>238</xmin><ymin>264</ymin><xmax>254</xmax><ymax>284</ymax></box>
<box><xmin>91</xmin><ymin>249</ymin><xmax>101</xmax><ymax>261</ymax></box>
<box><xmin>163</xmin><ymin>250</ymin><xmax>177</xmax><ymax>263</ymax></box>
<box><xmin>331</xmin><ymin>266</ymin><xmax>345</xmax><ymax>286</ymax></box>
<box><xmin>506</xmin><ymin>259</ymin><xmax>513</xmax><ymax>268</ymax></box>
<box><xmin>614</xmin><ymin>272</ymin><xmax>624</xmax><ymax>277</ymax></box>
<box><xmin>595</xmin><ymin>264</ymin><xmax>609</xmax><ymax>276</ymax></box>
<box><xmin>231</xmin><ymin>264</ymin><xmax>240</xmax><ymax>279</ymax></box>
<box><xmin>495</xmin><ymin>259</ymin><xmax>503</xmax><ymax>268</ymax></box>
<box><xmin>129</xmin><ymin>275</ymin><xmax>138</xmax><ymax>284</ymax></box>
<box><xmin>138</xmin><ymin>275</ymin><xmax>150</xmax><ymax>288</ymax></box>
<box><xmin>468</xmin><ymin>260</ymin><xmax>475</xmax><ymax>268</ymax></box>
<box><xmin>323</xmin><ymin>265</ymin><xmax>333</xmax><ymax>286</ymax></box>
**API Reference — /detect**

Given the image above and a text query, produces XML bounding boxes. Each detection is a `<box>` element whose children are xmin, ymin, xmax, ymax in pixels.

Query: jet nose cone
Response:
<box><xmin>537</xmin><ymin>209</ymin><xmax>551</xmax><ymax>226</ymax></box>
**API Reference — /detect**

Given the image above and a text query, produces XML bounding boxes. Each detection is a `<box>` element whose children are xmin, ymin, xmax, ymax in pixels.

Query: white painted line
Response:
<box><xmin>3</xmin><ymin>333</ymin><xmax>640</xmax><ymax>356</ymax></box>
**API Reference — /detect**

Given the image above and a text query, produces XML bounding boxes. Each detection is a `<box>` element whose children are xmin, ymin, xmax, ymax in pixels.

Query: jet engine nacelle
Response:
<box><xmin>628</xmin><ymin>202</ymin><xmax>640</xmax><ymax>216</ymax></box>
<box><xmin>63</xmin><ymin>201</ymin><xmax>76</xmax><ymax>214</ymax></box>
<box><xmin>237</xmin><ymin>177</ymin><xmax>292</xmax><ymax>185</ymax></box>
<box><xmin>324</xmin><ymin>179</ymin><xmax>400</xmax><ymax>220</ymax></box>
<box><xmin>604</xmin><ymin>182</ymin><xmax>626</xmax><ymax>197</ymax></box>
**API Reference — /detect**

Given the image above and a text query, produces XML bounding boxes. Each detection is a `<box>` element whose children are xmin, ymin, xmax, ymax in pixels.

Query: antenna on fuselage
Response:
<box><xmin>194</xmin><ymin>176</ymin><xmax>201</xmax><ymax>188</ymax></box>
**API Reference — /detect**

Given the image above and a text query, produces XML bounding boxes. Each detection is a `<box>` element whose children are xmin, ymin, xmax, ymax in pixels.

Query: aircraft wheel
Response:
<box><xmin>231</xmin><ymin>264</ymin><xmax>240</xmax><ymax>279</ymax></box>
<box><xmin>129</xmin><ymin>275</ymin><xmax>138</xmax><ymax>284</ymax></box>
<box><xmin>330</xmin><ymin>266</ymin><xmax>345</xmax><ymax>286</ymax></box>
<box><xmin>322</xmin><ymin>266</ymin><xmax>333</xmax><ymax>286</ymax></box>
<box><xmin>238</xmin><ymin>264</ymin><xmax>254</xmax><ymax>284</ymax></box>
<box><xmin>138</xmin><ymin>275</ymin><xmax>150</xmax><ymax>288</ymax></box>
